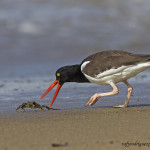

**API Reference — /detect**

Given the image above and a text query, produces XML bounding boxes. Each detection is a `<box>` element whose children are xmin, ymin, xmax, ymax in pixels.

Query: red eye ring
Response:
<box><xmin>57</xmin><ymin>73</ymin><xmax>60</xmax><ymax>77</ymax></box>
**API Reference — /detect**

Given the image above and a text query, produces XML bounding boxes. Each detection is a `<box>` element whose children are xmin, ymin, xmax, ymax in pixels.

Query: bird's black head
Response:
<box><xmin>41</xmin><ymin>64</ymin><xmax>89</xmax><ymax>107</ymax></box>
<box><xmin>55</xmin><ymin>65</ymin><xmax>85</xmax><ymax>85</ymax></box>
<box><xmin>55</xmin><ymin>66</ymin><xmax>72</xmax><ymax>85</ymax></box>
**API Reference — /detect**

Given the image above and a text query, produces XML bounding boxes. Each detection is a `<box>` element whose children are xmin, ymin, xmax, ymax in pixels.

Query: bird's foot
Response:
<box><xmin>86</xmin><ymin>93</ymin><xmax>100</xmax><ymax>106</ymax></box>
<box><xmin>113</xmin><ymin>104</ymin><xmax>128</xmax><ymax>108</ymax></box>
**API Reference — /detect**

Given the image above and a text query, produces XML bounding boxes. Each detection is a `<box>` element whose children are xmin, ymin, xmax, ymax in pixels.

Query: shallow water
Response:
<box><xmin>1</xmin><ymin>0</ymin><xmax>150</xmax><ymax>113</ymax></box>
<box><xmin>0</xmin><ymin>71</ymin><xmax>150</xmax><ymax>114</ymax></box>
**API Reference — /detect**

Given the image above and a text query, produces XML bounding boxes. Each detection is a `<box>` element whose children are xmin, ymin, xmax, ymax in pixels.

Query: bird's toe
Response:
<box><xmin>113</xmin><ymin>104</ymin><xmax>128</xmax><ymax>108</ymax></box>
<box><xmin>86</xmin><ymin>94</ymin><xmax>100</xmax><ymax>106</ymax></box>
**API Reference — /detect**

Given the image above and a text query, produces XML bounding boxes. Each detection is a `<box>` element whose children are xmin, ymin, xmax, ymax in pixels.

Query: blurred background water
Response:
<box><xmin>1</xmin><ymin>0</ymin><xmax>150</xmax><ymax>113</ymax></box>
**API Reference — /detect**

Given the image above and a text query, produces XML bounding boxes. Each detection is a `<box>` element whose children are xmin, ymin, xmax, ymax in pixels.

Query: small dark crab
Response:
<box><xmin>16</xmin><ymin>101</ymin><xmax>53</xmax><ymax>111</ymax></box>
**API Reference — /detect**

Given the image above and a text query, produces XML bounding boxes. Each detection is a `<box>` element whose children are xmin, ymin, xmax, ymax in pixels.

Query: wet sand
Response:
<box><xmin>1</xmin><ymin>107</ymin><xmax>150</xmax><ymax>150</ymax></box>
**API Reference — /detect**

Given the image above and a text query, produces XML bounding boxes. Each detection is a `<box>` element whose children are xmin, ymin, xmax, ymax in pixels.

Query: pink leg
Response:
<box><xmin>86</xmin><ymin>83</ymin><xmax>119</xmax><ymax>106</ymax></box>
<box><xmin>114</xmin><ymin>80</ymin><xmax>133</xmax><ymax>108</ymax></box>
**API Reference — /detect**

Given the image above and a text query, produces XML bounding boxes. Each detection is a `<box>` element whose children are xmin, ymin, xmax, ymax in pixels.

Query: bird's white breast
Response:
<box><xmin>81</xmin><ymin>61</ymin><xmax>150</xmax><ymax>85</ymax></box>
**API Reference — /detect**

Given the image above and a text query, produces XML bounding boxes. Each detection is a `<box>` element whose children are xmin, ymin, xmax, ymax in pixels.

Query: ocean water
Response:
<box><xmin>1</xmin><ymin>0</ymin><xmax>150</xmax><ymax>113</ymax></box>
<box><xmin>0</xmin><ymin>72</ymin><xmax>150</xmax><ymax>113</ymax></box>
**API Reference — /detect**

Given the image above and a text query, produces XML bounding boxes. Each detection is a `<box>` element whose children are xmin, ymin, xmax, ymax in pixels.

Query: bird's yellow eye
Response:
<box><xmin>57</xmin><ymin>73</ymin><xmax>60</xmax><ymax>77</ymax></box>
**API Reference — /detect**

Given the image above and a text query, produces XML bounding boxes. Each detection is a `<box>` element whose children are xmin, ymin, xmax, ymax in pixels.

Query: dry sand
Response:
<box><xmin>1</xmin><ymin>107</ymin><xmax>150</xmax><ymax>150</ymax></box>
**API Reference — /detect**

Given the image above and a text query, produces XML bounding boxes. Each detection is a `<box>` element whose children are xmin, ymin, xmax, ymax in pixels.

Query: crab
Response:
<box><xmin>16</xmin><ymin>101</ymin><xmax>54</xmax><ymax>111</ymax></box>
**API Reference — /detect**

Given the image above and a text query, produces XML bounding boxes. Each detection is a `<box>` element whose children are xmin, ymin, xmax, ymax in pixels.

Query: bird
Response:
<box><xmin>40</xmin><ymin>50</ymin><xmax>150</xmax><ymax>108</ymax></box>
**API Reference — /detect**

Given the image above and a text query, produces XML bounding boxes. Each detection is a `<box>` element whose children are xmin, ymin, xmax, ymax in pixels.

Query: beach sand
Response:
<box><xmin>1</xmin><ymin>107</ymin><xmax>150</xmax><ymax>150</ymax></box>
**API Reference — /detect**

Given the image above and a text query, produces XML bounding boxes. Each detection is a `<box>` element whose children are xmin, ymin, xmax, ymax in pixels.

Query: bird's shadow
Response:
<box><xmin>127</xmin><ymin>104</ymin><xmax>150</xmax><ymax>108</ymax></box>
<box><xmin>89</xmin><ymin>104</ymin><xmax>150</xmax><ymax>109</ymax></box>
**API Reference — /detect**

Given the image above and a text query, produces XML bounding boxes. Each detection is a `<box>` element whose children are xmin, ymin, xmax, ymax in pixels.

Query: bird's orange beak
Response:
<box><xmin>40</xmin><ymin>80</ymin><xmax>62</xmax><ymax>107</ymax></box>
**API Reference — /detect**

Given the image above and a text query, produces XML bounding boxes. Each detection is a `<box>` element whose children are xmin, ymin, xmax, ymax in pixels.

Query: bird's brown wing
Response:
<box><xmin>81</xmin><ymin>50</ymin><xmax>150</xmax><ymax>77</ymax></box>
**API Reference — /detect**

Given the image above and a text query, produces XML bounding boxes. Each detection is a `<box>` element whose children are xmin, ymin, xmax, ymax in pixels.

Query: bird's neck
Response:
<box><xmin>68</xmin><ymin>65</ymin><xmax>90</xmax><ymax>83</ymax></box>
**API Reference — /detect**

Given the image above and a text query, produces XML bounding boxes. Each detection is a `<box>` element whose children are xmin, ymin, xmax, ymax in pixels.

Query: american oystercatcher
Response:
<box><xmin>41</xmin><ymin>50</ymin><xmax>150</xmax><ymax>108</ymax></box>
